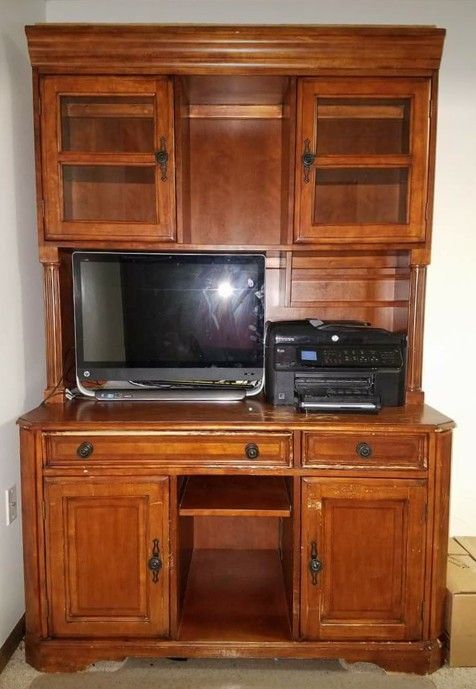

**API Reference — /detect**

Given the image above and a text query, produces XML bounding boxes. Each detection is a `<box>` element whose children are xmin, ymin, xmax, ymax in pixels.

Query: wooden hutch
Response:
<box><xmin>18</xmin><ymin>25</ymin><xmax>453</xmax><ymax>674</ymax></box>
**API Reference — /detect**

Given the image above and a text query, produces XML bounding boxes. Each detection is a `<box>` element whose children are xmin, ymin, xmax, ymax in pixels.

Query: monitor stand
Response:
<box><xmin>94</xmin><ymin>388</ymin><xmax>247</xmax><ymax>402</ymax></box>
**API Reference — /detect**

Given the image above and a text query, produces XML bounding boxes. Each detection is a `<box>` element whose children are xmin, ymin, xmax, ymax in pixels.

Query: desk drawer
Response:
<box><xmin>44</xmin><ymin>432</ymin><xmax>293</xmax><ymax>468</ymax></box>
<box><xmin>302</xmin><ymin>432</ymin><xmax>427</xmax><ymax>470</ymax></box>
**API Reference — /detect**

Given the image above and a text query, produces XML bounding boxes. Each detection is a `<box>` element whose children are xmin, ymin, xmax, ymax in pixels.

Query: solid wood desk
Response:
<box><xmin>18</xmin><ymin>400</ymin><xmax>453</xmax><ymax>673</ymax></box>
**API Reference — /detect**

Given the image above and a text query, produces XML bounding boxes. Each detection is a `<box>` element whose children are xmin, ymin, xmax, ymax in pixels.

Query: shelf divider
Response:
<box><xmin>179</xmin><ymin>475</ymin><xmax>291</xmax><ymax>517</ymax></box>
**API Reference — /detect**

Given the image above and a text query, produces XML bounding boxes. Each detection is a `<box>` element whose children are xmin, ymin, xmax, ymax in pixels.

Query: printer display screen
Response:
<box><xmin>300</xmin><ymin>350</ymin><xmax>318</xmax><ymax>362</ymax></box>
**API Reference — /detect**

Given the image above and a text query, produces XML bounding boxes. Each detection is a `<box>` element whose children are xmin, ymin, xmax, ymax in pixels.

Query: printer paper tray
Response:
<box><xmin>298</xmin><ymin>396</ymin><xmax>381</xmax><ymax>413</ymax></box>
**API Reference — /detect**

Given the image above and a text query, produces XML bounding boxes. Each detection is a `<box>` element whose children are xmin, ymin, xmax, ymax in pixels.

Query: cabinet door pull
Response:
<box><xmin>302</xmin><ymin>138</ymin><xmax>316</xmax><ymax>183</ymax></box>
<box><xmin>76</xmin><ymin>441</ymin><xmax>94</xmax><ymax>459</ymax></box>
<box><xmin>245</xmin><ymin>443</ymin><xmax>260</xmax><ymax>460</ymax></box>
<box><xmin>147</xmin><ymin>538</ymin><xmax>162</xmax><ymax>583</ymax></box>
<box><xmin>309</xmin><ymin>541</ymin><xmax>323</xmax><ymax>585</ymax></box>
<box><xmin>155</xmin><ymin>137</ymin><xmax>169</xmax><ymax>181</ymax></box>
<box><xmin>356</xmin><ymin>442</ymin><xmax>372</xmax><ymax>459</ymax></box>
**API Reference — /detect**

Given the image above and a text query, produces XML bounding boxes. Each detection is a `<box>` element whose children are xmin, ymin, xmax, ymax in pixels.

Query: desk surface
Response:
<box><xmin>18</xmin><ymin>398</ymin><xmax>455</xmax><ymax>432</ymax></box>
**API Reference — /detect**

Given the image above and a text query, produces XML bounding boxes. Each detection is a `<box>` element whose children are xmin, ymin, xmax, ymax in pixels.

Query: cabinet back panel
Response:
<box><xmin>269</xmin><ymin>251</ymin><xmax>411</xmax><ymax>332</ymax></box>
<box><xmin>266</xmin><ymin>305</ymin><xmax>406</xmax><ymax>331</ymax></box>
<box><xmin>193</xmin><ymin>516</ymin><xmax>279</xmax><ymax>550</ymax></box>
<box><xmin>316</xmin><ymin>99</ymin><xmax>410</xmax><ymax>156</ymax></box>
<box><xmin>188</xmin><ymin>119</ymin><xmax>283</xmax><ymax>245</ymax></box>
<box><xmin>181</xmin><ymin>76</ymin><xmax>291</xmax><ymax>105</ymax></box>
<box><xmin>62</xmin><ymin>165</ymin><xmax>157</xmax><ymax>223</ymax></box>
<box><xmin>313</xmin><ymin>168</ymin><xmax>408</xmax><ymax>225</ymax></box>
<box><xmin>60</xmin><ymin>96</ymin><xmax>155</xmax><ymax>153</ymax></box>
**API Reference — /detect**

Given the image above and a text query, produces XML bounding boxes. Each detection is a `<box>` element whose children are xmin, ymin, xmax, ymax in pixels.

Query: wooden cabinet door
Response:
<box><xmin>45</xmin><ymin>477</ymin><xmax>169</xmax><ymax>637</ymax></box>
<box><xmin>301</xmin><ymin>478</ymin><xmax>426</xmax><ymax>640</ymax></box>
<box><xmin>294</xmin><ymin>78</ymin><xmax>430</xmax><ymax>244</ymax></box>
<box><xmin>41</xmin><ymin>76</ymin><xmax>175</xmax><ymax>242</ymax></box>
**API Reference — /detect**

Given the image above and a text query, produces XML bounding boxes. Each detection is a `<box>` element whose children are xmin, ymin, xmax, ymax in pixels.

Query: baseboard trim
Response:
<box><xmin>0</xmin><ymin>615</ymin><xmax>25</xmax><ymax>674</ymax></box>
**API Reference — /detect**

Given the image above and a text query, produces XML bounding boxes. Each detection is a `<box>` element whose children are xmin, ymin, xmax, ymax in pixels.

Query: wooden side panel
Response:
<box><xmin>45</xmin><ymin>477</ymin><xmax>169</xmax><ymax>638</ymax></box>
<box><xmin>20</xmin><ymin>429</ymin><xmax>48</xmax><ymax>641</ymax></box>
<box><xmin>301</xmin><ymin>478</ymin><xmax>427</xmax><ymax>641</ymax></box>
<box><xmin>428</xmin><ymin>430</ymin><xmax>452</xmax><ymax>639</ymax></box>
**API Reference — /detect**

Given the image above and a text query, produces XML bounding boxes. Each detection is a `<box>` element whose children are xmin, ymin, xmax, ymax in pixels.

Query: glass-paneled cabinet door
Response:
<box><xmin>294</xmin><ymin>79</ymin><xmax>431</xmax><ymax>244</ymax></box>
<box><xmin>41</xmin><ymin>77</ymin><xmax>175</xmax><ymax>242</ymax></box>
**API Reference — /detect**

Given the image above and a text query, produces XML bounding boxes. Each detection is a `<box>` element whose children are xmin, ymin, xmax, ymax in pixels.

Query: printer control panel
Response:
<box><xmin>276</xmin><ymin>346</ymin><xmax>403</xmax><ymax>369</ymax></box>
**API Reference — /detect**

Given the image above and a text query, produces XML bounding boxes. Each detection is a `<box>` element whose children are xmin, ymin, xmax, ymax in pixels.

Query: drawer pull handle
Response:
<box><xmin>76</xmin><ymin>441</ymin><xmax>94</xmax><ymax>459</ymax></box>
<box><xmin>155</xmin><ymin>137</ymin><xmax>169</xmax><ymax>181</ymax></box>
<box><xmin>302</xmin><ymin>138</ymin><xmax>316</xmax><ymax>183</ymax></box>
<box><xmin>245</xmin><ymin>443</ymin><xmax>260</xmax><ymax>460</ymax></box>
<box><xmin>356</xmin><ymin>442</ymin><xmax>372</xmax><ymax>459</ymax></box>
<box><xmin>148</xmin><ymin>538</ymin><xmax>162</xmax><ymax>583</ymax></box>
<box><xmin>309</xmin><ymin>541</ymin><xmax>323</xmax><ymax>585</ymax></box>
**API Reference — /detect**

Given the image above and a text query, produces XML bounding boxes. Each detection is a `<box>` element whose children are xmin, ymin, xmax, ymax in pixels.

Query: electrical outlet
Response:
<box><xmin>5</xmin><ymin>485</ymin><xmax>17</xmax><ymax>525</ymax></box>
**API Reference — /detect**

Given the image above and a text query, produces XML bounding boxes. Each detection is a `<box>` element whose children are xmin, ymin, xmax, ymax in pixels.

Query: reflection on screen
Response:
<box><xmin>78</xmin><ymin>255</ymin><xmax>265</xmax><ymax>368</ymax></box>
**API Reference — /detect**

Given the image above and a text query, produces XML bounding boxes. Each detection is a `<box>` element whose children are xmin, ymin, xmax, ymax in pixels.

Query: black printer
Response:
<box><xmin>265</xmin><ymin>320</ymin><xmax>406</xmax><ymax>412</ymax></box>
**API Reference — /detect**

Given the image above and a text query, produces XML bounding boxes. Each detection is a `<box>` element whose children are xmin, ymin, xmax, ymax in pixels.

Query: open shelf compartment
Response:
<box><xmin>176</xmin><ymin>475</ymin><xmax>296</xmax><ymax>642</ymax></box>
<box><xmin>179</xmin><ymin>475</ymin><xmax>292</xmax><ymax>517</ymax></box>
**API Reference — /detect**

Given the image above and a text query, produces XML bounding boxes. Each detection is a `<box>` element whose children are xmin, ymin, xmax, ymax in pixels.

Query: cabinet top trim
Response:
<box><xmin>25</xmin><ymin>24</ymin><xmax>445</xmax><ymax>74</ymax></box>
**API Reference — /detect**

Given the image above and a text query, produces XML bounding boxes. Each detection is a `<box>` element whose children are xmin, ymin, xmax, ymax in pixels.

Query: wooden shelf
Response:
<box><xmin>187</xmin><ymin>104</ymin><xmax>283</xmax><ymax>119</ymax></box>
<box><xmin>63</xmin><ymin>102</ymin><xmax>154</xmax><ymax>118</ymax></box>
<box><xmin>318</xmin><ymin>104</ymin><xmax>405</xmax><ymax>119</ymax></box>
<box><xmin>179</xmin><ymin>548</ymin><xmax>291</xmax><ymax>641</ymax></box>
<box><xmin>179</xmin><ymin>476</ymin><xmax>291</xmax><ymax>517</ymax></box>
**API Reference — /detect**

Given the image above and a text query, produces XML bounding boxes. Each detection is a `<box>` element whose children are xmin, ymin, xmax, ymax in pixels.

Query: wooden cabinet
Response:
<box><xmin>41</xmin><ymin>76</ymin><xmax>175</xmax><ymax>242</ymax></box>
<box><xmin>294</xmin><ymin>78</ymin><xmax>431</xmax><ymax>244</ymax></box>
<box><xmin>18</xmin><ymin>405</ymin><xmax>453</xmax><ymax>673</ymax></box>
<box><xmin>19</xmin><ymin>24</ymin><xmax>451</xmax><ymax>676</ymax></box>
<box><xmin>44</xmin><ymin>476</ymin><xmax>169</xmax><ymax>637</ymax></box>
<box><xmin>301</xmin><ymin>477</ymin><xmax>426</xmax><ymax>641</ymax></box>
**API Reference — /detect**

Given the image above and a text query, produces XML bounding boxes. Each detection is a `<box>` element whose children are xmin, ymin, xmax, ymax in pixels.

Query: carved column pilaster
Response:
<box><xmin>42</xmin><ymin>251</ymin><xmax>64</xmax><ymax>402</ymax></box>
<box><xmin>406</xmin><ymin>264</ymin><xmax>427</xmax><ymax>405</ymax></box>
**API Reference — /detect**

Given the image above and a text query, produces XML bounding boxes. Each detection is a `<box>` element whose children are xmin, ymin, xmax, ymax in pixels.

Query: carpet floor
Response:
<box><xmin>1</xmin><ymin>644</ymin><xmax>476</xmax><ymax>689</ymax></box>
<box><xmin>27</xmin><ymin>660</ymin><xmax>435</xmax><ymax>689</ymax></box>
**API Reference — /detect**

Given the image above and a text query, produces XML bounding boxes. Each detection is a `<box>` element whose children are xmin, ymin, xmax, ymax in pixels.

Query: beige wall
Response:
<box><xmin>44</xmin><ymin>0</ymin><xmax>476</xmax><ymax>535</ymax></box>
<box><xmin>0</xmin><ymin>0</ymin><xmax>45</xmax><ymax>647</ymax></box>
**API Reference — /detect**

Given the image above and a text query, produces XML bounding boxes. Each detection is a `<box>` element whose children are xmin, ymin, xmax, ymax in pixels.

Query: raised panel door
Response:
<box><xmin>41</xmin><ymin>76</ymin><xmax>175</xmax><ymax>242</ymax></box>
<box><xmin>294</xmin><ymin>78</ymin><xmax>431</xmax><ymax>244</ymax></box>
<box><xmin>301</xmin><ymin>477</ymin><xmax>426</xmax><ymax>640</ymax></box>
<box><xmin>45</xmin><ymin>476</ymin><xmax>169</xmax><ymax>637</ymax></box>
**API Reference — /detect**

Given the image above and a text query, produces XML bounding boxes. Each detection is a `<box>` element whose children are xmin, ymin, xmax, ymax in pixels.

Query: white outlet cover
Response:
<box><xmin>5</xmin><ymin>485</ymin><xmax>17</xmax><ymax>525</ymax></box>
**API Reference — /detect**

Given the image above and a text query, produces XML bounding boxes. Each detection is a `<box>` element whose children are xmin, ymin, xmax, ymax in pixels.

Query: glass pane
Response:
<box><xmin>63</xmin><ymin>165</ymin><xmax>156</xmax><ymax>222</ymax></box>
<box><xmin>316</xmin><ymin>98</ymin><xmax>410</xmax><ymax>155</ymax></box>
<box><xmin>61</xmin><ymin>96</ymin><xmax>155</xmax><ymax>153</ymax></box>
<box><xmin>314</xmin><ymin>168</ymin><xmax>408</xmax><ymax>225</ymax></box>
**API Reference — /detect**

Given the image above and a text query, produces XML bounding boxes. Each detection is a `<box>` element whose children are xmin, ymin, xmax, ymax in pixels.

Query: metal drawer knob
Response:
<box><xmin>245</xmin><ymin>443</ymin><xmax>260</xmax><ymax>460</ymax></box>
<box><xmin>76</xmin><ymin>441</ymin><xmax>94</xmax><ymax>459</ymax></box>
<box><xmin>356</xmin><ymin>442</ymin><xmax>372</xmax><ymax>459</ymax></box>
